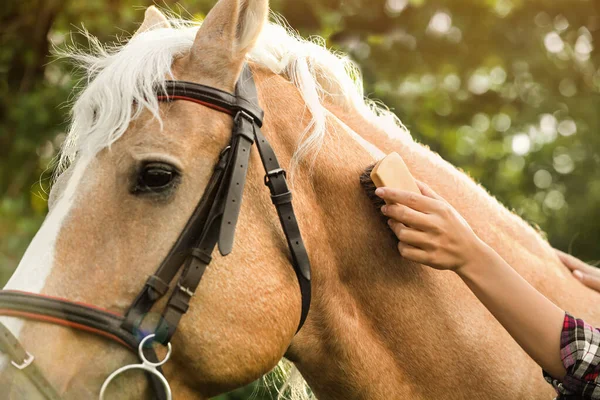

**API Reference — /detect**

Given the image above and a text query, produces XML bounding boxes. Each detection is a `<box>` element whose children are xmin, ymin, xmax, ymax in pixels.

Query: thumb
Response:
<box><xmin>573</xmin><ymin>270</ymin><xmax>600</xmax><ymax>293</ymax></box>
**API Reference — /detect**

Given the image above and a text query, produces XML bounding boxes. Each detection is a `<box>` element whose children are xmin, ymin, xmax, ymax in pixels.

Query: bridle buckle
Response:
<box><xmin>219</xmin><ymin>145</ymin><xmax>232</xmax><ymax>159</ymax></box>
<box><xmin>177</xmin><ymin>283</ymin><xmax>194</xmax><ymax>298</ymax></box>
<box><xmin>264</xmin><ymin>168</ymin><xmax>287</xmax><ymax>186</ymax></box>
<box><xmin>11</xmin><ymin>351</ymin><xmax>34</xmax><ymax>370</ymax></box>
<box><xmin>234</xmin><ymin>109</ymin><xmax>254</xmax><ymax>124</ymax></box>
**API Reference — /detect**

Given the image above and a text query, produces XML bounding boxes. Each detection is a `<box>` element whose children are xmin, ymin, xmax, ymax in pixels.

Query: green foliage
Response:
<box><xmin>1</xmin><ymin>0</ymin><xmax>599</xmax><ymax>397</ymax></box>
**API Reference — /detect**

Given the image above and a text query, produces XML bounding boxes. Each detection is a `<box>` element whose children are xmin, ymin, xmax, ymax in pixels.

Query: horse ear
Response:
<box><xmin>187</xmin><ymin>0</ymin><xmax>269</xmax><ymax>89</ymax></box>
<box><xmin>233</xmin><ymin>0</ymin><xmax>270</xmax><ymax>54</ymax></box>
<box><xmin>133</xmin><ymin>6</ymin><xmax>171</xmax><ymax>38</ymax></box>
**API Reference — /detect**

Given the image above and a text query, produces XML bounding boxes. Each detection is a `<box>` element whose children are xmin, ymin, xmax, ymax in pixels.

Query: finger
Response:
<box><xmin>415</xmin><ymin>180</ymin><xmax>445</xmax><ymax>202</ymax></box>
<box><xmin>376</xmin><ymin>187</ymin><xmax>442</xmax><ymax>214</ymax></box>
<box><xmin>397</xmin><ymin>241</ymin><xmax>431</xmax><ymax>265</ymax></box>
<box><xmin>389</xmin><ymin>220</ymin><xmax>433</xmax><ymax>249</ymax></box>
<box><xmin>382</xmin><ymin>203</ymin><xmax>434</xmax><ymax>231</ymax></box>
<box><xmin>556</xmin><ymin>249</ymin><xmax>600</xmax><ymax>277</ymax></box>
<box><xmin>572</xmin><ymin>270</ymin><xmax>600</xmax><ymax>292</ymax></box>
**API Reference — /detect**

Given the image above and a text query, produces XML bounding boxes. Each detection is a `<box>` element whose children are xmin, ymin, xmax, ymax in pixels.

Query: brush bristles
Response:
<box><xmin>360</xmin><ymin>163</ymin><xmax>413</xmax><ymax>256</ymax></box>
<box><xmin>359</xmin><ymin>163</ymin><xmax>395</xmax><ymax>235</ymax></box>
<box><xmin>360</xmin><ymin>163</ymin><xmax>386</xmax><ymax>210</ymax></box>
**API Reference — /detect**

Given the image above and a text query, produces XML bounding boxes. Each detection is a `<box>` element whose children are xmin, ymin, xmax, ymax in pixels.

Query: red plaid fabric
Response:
<box><xmin>543</xmin><ymin>312</ymin><xmax>600</xmax><ymax>399</ymax></box>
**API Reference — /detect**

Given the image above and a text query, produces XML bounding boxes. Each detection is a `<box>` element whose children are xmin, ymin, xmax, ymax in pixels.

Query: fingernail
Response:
<box><xmin>387</xmin><ymin>219</ymin><xmax>392</xmax><ymax>226</ymax></box>
<box><xmin>375</xmin><ymin>188</ymin><xmax>385</xmax><ymax>197</ymax></box>
<box><xmin>381</xmin><ymin>205</ymin><xmax>387</xmax><ymax>214</ymax></box>
<box><xmin>573</xmin><ymin>270</ymin><xmax>584</xmax><ymax>280</ymax></box>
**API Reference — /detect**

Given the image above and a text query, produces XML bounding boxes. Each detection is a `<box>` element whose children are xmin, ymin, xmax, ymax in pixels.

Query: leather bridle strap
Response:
<box><xmin>254</xmin><ymin>123</ymin><xmax>312</xmax><ymax>328</ymax></box>
<box><xmin>0</xmin><ymin>64</ymin><xmax>311</xmax><ymax>399</ymax></box>
<box><xmin>155</xmin><ymin>113</ymin><xmax>254</xmax><ymax>342</ymax></box>
<box><xmin>123</xmin><ymin>64</ymin><xmax>311</xmax><ymax>344</ymax></box>
<box><xmin>155</xmin><ymin>79</ymin><xmax>263</xmax><ymax>123</ymax></box>
<box><xmin>0</xmin><ymin>321</ymin><xmax>61</xmax><ymax>400</ymax></box>
<box><xmin>0</xmin><ymin>291</ymin><xmax>168</xmax><ymax>400</ymax></box>
<box><xmin>121</xmin><ymin>144</ymin><xmax>231</xmax><ymax>336</ymax></box>
<box><xmin>233</xmin><ymin>65</ymin><xmax>311</xmax><ymax>324</ymax></box>
<box><xmin>121</xmin><ymin>74</ymin><xmax>261</xmax><ymax>337</ymax></box>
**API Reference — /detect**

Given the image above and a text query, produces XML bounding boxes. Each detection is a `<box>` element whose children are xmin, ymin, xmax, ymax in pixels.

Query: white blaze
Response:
<box><xmin>0</xmin><ymin>156</ymin><xmax>92</xmax><ymax>367</ymax></box>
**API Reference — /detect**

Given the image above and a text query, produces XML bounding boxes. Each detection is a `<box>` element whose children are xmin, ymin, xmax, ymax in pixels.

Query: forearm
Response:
<box><xmin>457</xmin><ymin>241</ymin><xmax>566</xmax><ymax>379</ymax></box>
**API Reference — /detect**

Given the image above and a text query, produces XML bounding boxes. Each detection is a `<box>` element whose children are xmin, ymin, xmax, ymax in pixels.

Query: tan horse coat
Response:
<box><xmin>4</xmin><ymin>2</ymin><xmax>599</xmax><ymax>399</ymax></box>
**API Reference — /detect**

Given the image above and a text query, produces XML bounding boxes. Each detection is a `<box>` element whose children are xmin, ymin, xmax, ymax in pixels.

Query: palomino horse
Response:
<box><xmin>2</xmin><ymin>0</ymin><xmax>599</xmax><ymax>398</ymax></box>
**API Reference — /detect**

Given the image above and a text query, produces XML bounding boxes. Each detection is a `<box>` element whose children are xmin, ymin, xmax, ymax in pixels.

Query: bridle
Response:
<box><xmin>0</xmin><ymin>64</ymin><xmax>312</xmax><ymax>399</ymax></box>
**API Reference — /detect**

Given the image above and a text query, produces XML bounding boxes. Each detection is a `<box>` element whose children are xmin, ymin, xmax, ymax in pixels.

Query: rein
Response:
<box><xmin>0</xmin><ymin>64</ymin><xmax>312</xmax><ymax>399</ymax></box>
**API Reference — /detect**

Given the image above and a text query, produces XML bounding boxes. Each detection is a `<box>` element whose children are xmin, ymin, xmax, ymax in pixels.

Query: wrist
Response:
<box><xmin>455</xmin><ymin>238</ymin><xmax>494</xmax><ymax>279</ymax></box>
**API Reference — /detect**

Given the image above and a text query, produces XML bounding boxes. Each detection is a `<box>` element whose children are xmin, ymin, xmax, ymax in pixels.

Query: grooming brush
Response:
<box><xmin>360</xmin><ymin>152</ymin><xmax>420</xmax><ymax>207</ymax></box>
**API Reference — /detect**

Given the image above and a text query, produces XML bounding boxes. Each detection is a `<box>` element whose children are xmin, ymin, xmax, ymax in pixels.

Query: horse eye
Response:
<box><xmin>133</xmin><ymin>162</ymin><xmax>180</xmax><ymax>194</ymax></box>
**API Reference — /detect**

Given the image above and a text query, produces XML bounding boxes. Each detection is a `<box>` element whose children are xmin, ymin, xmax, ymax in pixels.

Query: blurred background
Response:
<box><xmin>1</xmin><ymin>0</ymin><xmax>599</xmax><ymax>397</ymax></box>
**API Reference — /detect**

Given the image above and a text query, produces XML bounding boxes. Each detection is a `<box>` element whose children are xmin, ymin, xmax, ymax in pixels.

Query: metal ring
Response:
<box><xmin>99</xmin><ymin>334</ymin><xmax>172</xmax><ymax>400</ymax></box>
<box><xmin>138</xmin><ymin>334</ymin><xmax>172</xmax><ymax>367</ymax></box>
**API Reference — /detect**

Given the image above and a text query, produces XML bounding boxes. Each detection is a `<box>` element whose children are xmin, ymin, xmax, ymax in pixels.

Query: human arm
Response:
<box><xmin>456</xmin><ymin>241</ymin><xmax>567</xmax><ymax>379</ymax></box>
<box><xmin>375</xmin><ymin>181</ymin><xmax>567</xmax><ymax>379</ymax></box>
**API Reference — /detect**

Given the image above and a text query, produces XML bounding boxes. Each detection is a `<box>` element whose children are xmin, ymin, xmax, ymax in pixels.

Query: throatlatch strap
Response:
<box><xmin>236</xmin><ymin>66</ymin><xmax>311</xmax><ymax>329</ymax></box>
<box><xmin>253</xmin><ymin>125</ymin><xmax>312</xmax><ymax>330</ymax></box>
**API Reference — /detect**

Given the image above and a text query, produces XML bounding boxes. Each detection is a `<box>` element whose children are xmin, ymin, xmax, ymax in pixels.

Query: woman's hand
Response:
<box><xmin>375</xmin><ymin>180</ymin><xmax>486</xmax><ymax>272</ymax></box>
<box><xmin>555</xmin><ymin>249</ymin><xmax>600</xmax><ymax>292</ymax></box>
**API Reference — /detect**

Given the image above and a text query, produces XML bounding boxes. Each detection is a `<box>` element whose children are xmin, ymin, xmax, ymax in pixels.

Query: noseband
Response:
<box><xmin>0</xmin><ymin>64</ymin><xmax>312</xmax><ymax>399</ymax></box>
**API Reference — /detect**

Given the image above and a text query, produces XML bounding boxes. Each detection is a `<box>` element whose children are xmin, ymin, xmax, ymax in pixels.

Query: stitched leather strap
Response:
<box><xmin>122</xmin><ymin>146</ymin><xmax>230</xmax><ymax>334</ymax></box>
<box><xmin>155</xmin><ymin>155</ymin><xmax>230</xmax><ymax>343</ymax></box>
<box><xmin>0</xmin><ymin>64</ymin><xmax>312</xmax><ymax>400</ymax></box>
<box><xmin>253</xmin><ymin>125</ymin><xmax>311</xmax><ymax>329</ymax></box>
<box><xmin>153</xmin><ymin>65</ymin><xmax>311</xmax><ymax>341</ymax></box>
<box><xmin>0</xmin><ymin>292</ymin><xmax>168</xmax><ymax>400</ymax></box>
<box><xmin>159</xmin><ymin>81</ymin><xmax>264</xmax><ymax>126</ymax></box>
<box><xmin>218</xmin><ymin>113</ymin><xmax>255</xmax><ymax>256</ymax></box>
<box><xmin>155</xmin><ymin>213</ymin><xmax>222</xmax><ymax>343</ymax></box>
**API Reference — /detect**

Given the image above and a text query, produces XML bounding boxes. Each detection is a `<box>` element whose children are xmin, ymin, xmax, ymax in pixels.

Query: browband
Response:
<box><xmin>157</xmin><ymin>80</ymin><xmax>264</xmax><ymax>125</ymax></box>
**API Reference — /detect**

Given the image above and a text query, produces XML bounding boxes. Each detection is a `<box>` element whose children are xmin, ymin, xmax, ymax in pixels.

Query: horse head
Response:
<box><xmin>1</xmin><ymin>1</ymin><xmax>314</xmax><ymax>398</ymax></box>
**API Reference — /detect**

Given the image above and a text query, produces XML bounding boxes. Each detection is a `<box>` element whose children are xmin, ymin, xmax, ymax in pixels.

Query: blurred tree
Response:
<box><xmin>0</xmin><ymin>0</ymin><xmax>70</xmax><ymax>283</ymax></box>
<box><xmin>1</xmin><ymin>0</ymin><xmax>599</xmax><ymax>398</ymax></box>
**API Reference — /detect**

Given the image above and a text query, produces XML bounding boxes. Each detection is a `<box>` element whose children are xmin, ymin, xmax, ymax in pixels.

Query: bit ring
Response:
<box><xmin>99</xmin><ymin>334</ymin><xmax>172</xmax><ymax>400</ymax></box>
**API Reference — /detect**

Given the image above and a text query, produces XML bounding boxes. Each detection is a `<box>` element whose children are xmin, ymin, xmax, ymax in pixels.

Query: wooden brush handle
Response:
<box><xmin>370</xmin><ymin>152</ymin><xmax>420</xmax><ymax>204</ymax></box>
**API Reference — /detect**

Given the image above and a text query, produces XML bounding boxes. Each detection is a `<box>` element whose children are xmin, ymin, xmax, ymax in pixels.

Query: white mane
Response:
<box><xmin>58</xmin><ymin>14</ymin><xmax>412</xmax><ymax>179</ymax></box>
<box><xmin>57</xmin><ymin>12</ymin><xmax>413</xmax><ymax>400</ymax></box>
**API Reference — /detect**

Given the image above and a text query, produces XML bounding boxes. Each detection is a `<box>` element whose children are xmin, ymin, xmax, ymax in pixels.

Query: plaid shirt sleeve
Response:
<box><xmin>543</xmin><ymin>312</ymin><xmax>600</xmax><ymax>399</ymax></box>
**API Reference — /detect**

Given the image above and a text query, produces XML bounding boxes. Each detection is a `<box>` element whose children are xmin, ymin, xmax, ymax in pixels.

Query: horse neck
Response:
<box><xmin>320</xmin><ymin>101</ymin><xmax>579</xmax><ymax>295</ymax></box>
<box><xmin>263</xmin><ymin>79</ymin><xmax>561</xmax><ymax>398</ymax></box>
